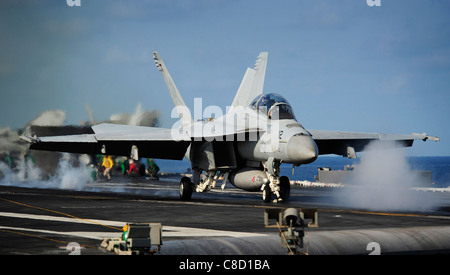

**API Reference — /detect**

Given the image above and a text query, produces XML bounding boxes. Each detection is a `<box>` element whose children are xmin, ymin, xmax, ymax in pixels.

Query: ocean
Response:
<box><xmin>155</xmin><ymin>156</ymin><xmax>450</xmax><ymax>188</ymax></box>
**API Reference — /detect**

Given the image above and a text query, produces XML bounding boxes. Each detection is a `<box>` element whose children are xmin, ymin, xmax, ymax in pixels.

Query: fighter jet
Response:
<box><xmin>21</xmin><ymin>52</ymin><xmax>439</xmax><ymax>202</ymax></box>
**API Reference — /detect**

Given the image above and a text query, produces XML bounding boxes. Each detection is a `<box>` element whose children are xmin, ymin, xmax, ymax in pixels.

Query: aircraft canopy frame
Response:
<box><xmin>249</xmin><ymin>93</ymin><xmax>296</xmax><ymax>120</ymax></box>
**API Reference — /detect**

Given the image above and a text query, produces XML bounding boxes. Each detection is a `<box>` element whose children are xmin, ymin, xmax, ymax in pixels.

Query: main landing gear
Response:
<box><xmin>178</xmin><ymin>158</ymin><xmax>291</xmax><ymax>204</ymax></box>
<box><xmin>179</xmin><ymin>176</ymin><xmax>193</xmax><ymax>200</ymax></box>
<box><xmin>179</xmin><ymin>170</ymin><xmax>228</xmax><ymax>201</ymax></box>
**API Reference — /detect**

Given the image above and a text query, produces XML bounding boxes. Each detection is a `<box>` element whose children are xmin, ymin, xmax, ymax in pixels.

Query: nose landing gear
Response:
<box><xmin>261</xmin><ymin>157</ymin><xmax>291</xmax><ymax>203</ymax></box>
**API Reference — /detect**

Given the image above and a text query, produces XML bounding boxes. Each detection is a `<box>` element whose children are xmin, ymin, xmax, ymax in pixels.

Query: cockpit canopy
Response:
<box><xmin>249</xmin><ymin>93</ymin><xmax>296</xmax><ymax>120</ymax></box>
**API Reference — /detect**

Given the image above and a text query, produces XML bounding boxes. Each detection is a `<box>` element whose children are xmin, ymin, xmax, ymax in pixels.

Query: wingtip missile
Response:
<box><xmin>153</xmin><ymin>52</ymin><xmax>164</xmax><ymax>71</ymax></box>
<box><xmin>19</xmin><ymin>135</ymin><xmax>40</xmax><ymax>144</ymax></box>
<box><xmin>413</xmin><ymin>133</ymin><xmax>440</xmax><ymax>142</ymax></box>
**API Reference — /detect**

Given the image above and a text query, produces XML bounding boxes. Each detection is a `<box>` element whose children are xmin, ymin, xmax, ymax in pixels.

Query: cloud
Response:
<box><xmin>105</xmin><ymin>47</ymin><xmax>132</xmax><ymax>64</ymax></box>
<box><xmin>377</xmin><ymin>74</ymin><xmax>414</xmax><ymax>95</ymax></box>
<box><xmin>43</xmin><ymin>18</ymin><xmax>91</xmax><ymax>39</ymax></box>
<box><xmin>414</xmin><ymin>49</ymin><xmax>450</xmax><ymax>72</ymax></box>
<box><xmin>0</xmin><ymin>64</ymin><xmax>14</xmax><ymax>77</ymax></box>
<box><xmin>305</xmin><ymin>3</ymin><xmax>343</xmax><ymax>27</ymax></box>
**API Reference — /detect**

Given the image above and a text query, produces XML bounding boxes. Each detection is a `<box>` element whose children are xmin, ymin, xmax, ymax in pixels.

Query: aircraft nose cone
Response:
<box><xmin>287</xmin><ymin>135</ymin><xmax>318</xmax><ymax>164</ymax></box>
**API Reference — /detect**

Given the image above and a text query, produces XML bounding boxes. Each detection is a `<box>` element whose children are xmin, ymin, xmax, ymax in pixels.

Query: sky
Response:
<box><xmin>0</xmin><ymin>0</ymin><xmax>449</xmax><ymax>156</ymax></box>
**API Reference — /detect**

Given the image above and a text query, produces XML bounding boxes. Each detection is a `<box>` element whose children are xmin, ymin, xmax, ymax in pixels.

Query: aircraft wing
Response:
<box><xmin>308</xmin><ymin>129</ymin><xmax>439</xmax><ymax>158</ymax></box>
<box><xmin>23</xmin><ymin>123</ymin><xmax>191</xmax><ymax>160</ymax></box>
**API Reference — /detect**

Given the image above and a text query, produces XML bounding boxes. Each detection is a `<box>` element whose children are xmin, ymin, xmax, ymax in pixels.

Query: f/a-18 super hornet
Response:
<box><xmin>21</xmin><ymin>52</ymin><xmax>439</xmax><ymax>202</ymax></box>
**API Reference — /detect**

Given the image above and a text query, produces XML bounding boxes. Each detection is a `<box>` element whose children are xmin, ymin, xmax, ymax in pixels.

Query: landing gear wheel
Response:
<box><xmin>180</xmin><ymin>177</ymin><xmax>193</xmax><ymax>200</ymax></box>
<box><xmin>262</xmin><ymin>184</ymin><xmax>272</xmax><ymax>203</ymax></box>
<box><xmin>279</xmin><ymin>176</ymin><xmax>291</xmax><ymax>202</ymax></box>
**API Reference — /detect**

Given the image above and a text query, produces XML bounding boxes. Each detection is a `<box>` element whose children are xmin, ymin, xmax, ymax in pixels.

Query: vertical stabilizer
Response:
<box><xmin>230</xmin><ymin>52</ymin><xmax>268</xmax><ymax>111</ymax></box>
<box><xmin>153</xmin><ymin>52</ymin><xmax>193</xmax><ymax>129</ymax></box>
<box><xmin>253</xmin><ymin>51</ymin><xmax>268</xmax><ymax>96</ymax></box>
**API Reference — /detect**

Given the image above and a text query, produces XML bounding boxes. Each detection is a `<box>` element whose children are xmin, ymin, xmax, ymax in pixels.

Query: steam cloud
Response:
<box><xmin>0</xmin><ymin>155</ymin><xmax>176</xmax><ymax>197</ymax></box>
<box><xmin>335</xmin><ymin>141</ymin><xmax>437</xmax><ymax>212</ymax></box>
<box><xmin>0</xmin><ymin>154</ymin><xmax>93</xmax><ymax>191</ymax></box>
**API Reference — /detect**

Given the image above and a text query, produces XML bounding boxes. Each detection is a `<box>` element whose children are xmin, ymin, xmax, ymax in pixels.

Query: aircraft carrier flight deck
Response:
<box><xmin>1</xmin><ymin>178</ymin><xmax>450</xmax><ymax>255</ymax></box>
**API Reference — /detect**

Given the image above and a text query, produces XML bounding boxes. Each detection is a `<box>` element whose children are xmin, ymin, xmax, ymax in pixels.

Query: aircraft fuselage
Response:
<box><xmin>236</xmin><ymin>118</ymin><xmax>318</xmax><ymax>165</ymax></box>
